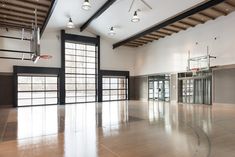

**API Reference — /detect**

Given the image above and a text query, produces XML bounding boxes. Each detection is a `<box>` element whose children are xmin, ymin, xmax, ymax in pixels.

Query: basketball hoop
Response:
<box><xmin>40</xmin><ymin>55</ymin><xmax>52</xmax><ymax>59</ymax></box>
<box><xmin>191</xmin><ymin>68</ymin><xmax>199</xmax><ymax>76</ymax></box>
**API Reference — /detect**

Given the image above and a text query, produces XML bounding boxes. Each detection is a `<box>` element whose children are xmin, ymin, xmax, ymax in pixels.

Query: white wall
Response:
<box><xmin>134</xmin><ymin>12</ymin><xmax>235</xmax><ymax>76</ymax></box>
<box><xmin>0</xmin><ymin>29</ymin><xmax>136</xmax><ymax>75</ymax></box>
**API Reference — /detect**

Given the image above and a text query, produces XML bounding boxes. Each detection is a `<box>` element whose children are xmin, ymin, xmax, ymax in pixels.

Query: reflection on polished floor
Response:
<box><xmin>0</xmin><ymin>101</ymin><xmax>235</xmax><ymax>157</ymax></box>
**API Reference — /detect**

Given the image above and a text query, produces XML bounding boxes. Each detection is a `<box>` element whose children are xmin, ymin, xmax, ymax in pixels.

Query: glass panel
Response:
<box><xmin>18</xmin><ymin>84</ymin><xmax>31</xmax><ymax>91</ymax></box>
<box><xmin>18</xmin><ymin>99</ymin><xmax>31</xmax><ymax>106</ymax></box>
<box><xmin>18</xmin><ymin>76</ymin><xmax>31</xmax><ymax>83</ymax></box>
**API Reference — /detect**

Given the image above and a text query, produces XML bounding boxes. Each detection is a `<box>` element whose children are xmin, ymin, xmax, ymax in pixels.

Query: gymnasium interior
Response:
<box><xmin>0</xmin><ymin>0</ymin><xmax>235</xmax><ymax>156</ymax></box>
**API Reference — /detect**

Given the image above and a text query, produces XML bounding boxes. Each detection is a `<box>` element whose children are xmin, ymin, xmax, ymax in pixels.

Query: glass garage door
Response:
<box><xmin>17</xmin><ymin>75</ymin><xmax>58</xmax><ymax>107</ymax></box>
<box><xmin>102</xmin><ymin>76</ymin><xmax>128</xmax><ymax>101</ymax></box>
<box><xmin>65</xmin><ymin>42</ymin><xmax>97</xmax><ymax>103</ymax></box>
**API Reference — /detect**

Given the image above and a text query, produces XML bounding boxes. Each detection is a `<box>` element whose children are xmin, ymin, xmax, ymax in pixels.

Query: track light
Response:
<box><xmin>82</xmin><ymin>0</ymin><xmax>91</xmax><ymax>10</ymax></box>
<box><xmin>131</xmin><ymin>11</ymin><xmax>140</xmax><ymax>23</ymax></box>
<box><xmin>67</xmin><ymin>18</ymin><xmax>75</xmax><ymax>28</ymax></box>
<box><xmin>108</xmin><ymin>27</ymin><xmax>116</xmax><ymax>36</ymax></box>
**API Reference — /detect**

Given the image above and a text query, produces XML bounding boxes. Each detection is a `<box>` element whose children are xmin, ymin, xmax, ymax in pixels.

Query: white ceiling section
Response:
<box><xmin>46</xmin><ymin>0</ymin><xmax>107</xmax><ymax>30</ymax></box>
<box><xmin>46</xmin><ymin>0</ymin><xmax>204</xmax><ymax>42</ymax></box>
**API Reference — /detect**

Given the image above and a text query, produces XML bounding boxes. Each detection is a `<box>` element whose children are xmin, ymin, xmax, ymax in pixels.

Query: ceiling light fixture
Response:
<box><xmin>67</xmin><ymin>18</ymin><xmax>75</xmax><ymax>28</ymax></box>
<box><xmin>82</xmin><ymin>0</ymin><xmax>91</xmax><ymax>10</ymax></box>
<box><xmin>131</xmin><ymin>11</ymin><xmax>140</xmax><ymax>23</ymax></box>
<box><xmin>108</xmin><ymin>27</ymin><xmax>116</xmax><ymax>36</ymax></box>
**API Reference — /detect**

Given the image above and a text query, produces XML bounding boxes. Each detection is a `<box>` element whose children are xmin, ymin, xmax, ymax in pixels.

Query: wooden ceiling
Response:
<box><xmin>113</xmin><ymin>0</ymin><xmax>235</xmax><ymax>49</ymax></box>
<box><xmin>0</xmin><ymin>0</ymin><xmax>53</xmax><ymax>31</ymax></box>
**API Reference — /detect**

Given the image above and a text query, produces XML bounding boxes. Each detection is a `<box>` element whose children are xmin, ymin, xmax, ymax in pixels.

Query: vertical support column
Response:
<box><xmin>60</xmin><ymin>30</ymin><xmax>66</xmax><ymax>105</ymax></box>
<box><xmin>97</xmin><ymin>36</ymin><xmax>102</xmax><ymax>102</ymax></box>
<box><xmin>13</xmin><ymin>66</ymin><xmax>18</xmax><ymax>107</ymax></box>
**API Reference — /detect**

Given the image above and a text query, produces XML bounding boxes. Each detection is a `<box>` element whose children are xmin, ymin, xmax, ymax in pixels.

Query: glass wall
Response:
<box><xmin>148</xmin><ymin>75</ymin><xmax>170</xmax><ymax>102</ymax></box>
<box><xmin>65</xmin><ymin>42</ymin><xmax>97</xmax><ymax>103</ymax></box>
<box><xmin>102</xmin><ymin>76</ymin><xmax>128</xmax><ymax>101</ymax></box>
<box><xmin>17</xmin><ymin>75</ymin><xmax>58</xmax><ymax>106</ymax></box>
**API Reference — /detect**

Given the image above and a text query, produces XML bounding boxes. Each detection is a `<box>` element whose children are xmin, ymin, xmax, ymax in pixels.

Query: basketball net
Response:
<box><xmin>191</xmin><ymin>68</ymin><xmax>199</xmax><ymax>76</ymax></box>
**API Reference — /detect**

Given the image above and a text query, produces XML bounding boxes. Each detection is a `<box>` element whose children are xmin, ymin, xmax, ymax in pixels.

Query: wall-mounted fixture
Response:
<box><xmin>108</xmin><ymin>27</ymin><xmax>116</xmax><ymax>36</ymax></box>
<box><xmin>67</xmin><ymin>18</ymin><xmax>75</xmax><ymax>28</ymax></box>
<box><xmin>131</xmin><ymin>11</ymin><xmax>140</xmax><ymax>23</ymax></box>
<box><xmin>82</xmin><ymin>0</ymin><xmax>91</xmax><ymax>10</ymax></box>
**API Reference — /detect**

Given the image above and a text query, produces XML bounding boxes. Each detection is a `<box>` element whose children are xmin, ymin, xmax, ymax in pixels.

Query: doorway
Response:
<box><xmin>149</xmin><ymin>75</ymin><xmax>170</xmax><ymax>102</ymax></box>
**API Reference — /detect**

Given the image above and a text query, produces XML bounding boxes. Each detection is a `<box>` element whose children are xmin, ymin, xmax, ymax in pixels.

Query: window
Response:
<box><xmin>102</xmin><ymin>76</ymin><xmax>128</xmax><ymax>101</ymax></box>
<box><xmin>65</xmin><ymin>42</ymin><xmax>97</xmax><ymax>103</ymax></box>
<box><xmin>17</xmin><ymin>75</ymin><xmax>58</xmax><ymax>106</ymax></box>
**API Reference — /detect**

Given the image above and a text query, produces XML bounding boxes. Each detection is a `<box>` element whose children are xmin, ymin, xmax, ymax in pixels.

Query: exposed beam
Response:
<box><xmin>113</xmin><ymin>0</ymin><xmax>225</xmax><ymax>49</ymax></box>
<box><xmin>145</xmin><ymin>34</ymin><xmax>160</xmax><ymax>40</ymax></box>
<box><xmin>137</xmin><ymin>38</ymin><xmax>153</xmax><ymax>42</ymax></box>
<box><xmin>161</xmin><ymin>28</ymin><xmax>178</xmax><ymax>33</ymax></box>
<box><xmin>188</xmin><ymin>16</ymin><xmax>205</xmax><ymax>24</ymax></box>
<box><xmin>149</xmin><ymin>33</ymin><xmax>164</xmax><ymax>38</ymax></box>
<box><xmin>178</xmin><ymin>21</ymin><xmax>195</xmax><ymax>27</ymax></box>
<box><xmin>143</xmin><ymin>36</ymin><xmax>158</xmax><ymax>40</ymax></box>
<box><xmin>130</xmin><ymin>41</ymin><xmax>147</xmax><ymax>45</ymax></box>
<box><xmin>211</xmin><ymin>7</ymin><xmax>228</xmax><ymax>15</ymax></box>
<box><xmin>40</xmin><ymin>0</ymin><xmax>58</xmax><ymax>37</ymax></box>
<box><xmin>155</xmin><ymin>30</ymin><xmax>171</xmax><ymax>36</ymax></box>
<box><xmin>80</xmin><ymin>0</ymin><xmax>117</xmax><ymax>32</ymax></box>
<box><xmin>171</xmin><ymin>24</ymin><xmax>187</xmax><ymax>30</ymax></box>
<box><xmin>225</xmin><ymin>1</ymin><xmax>235</xmax><ymax>8</ymax></box>
<box><xmin>198</xmin><ymin>12</ymin><xmax>215</xmax><ymax>20</ymax></box>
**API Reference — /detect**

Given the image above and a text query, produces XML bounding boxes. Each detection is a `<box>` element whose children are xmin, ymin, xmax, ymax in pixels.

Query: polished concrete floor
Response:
<box><xmin>0</xmin><ymin>100</ymin><xmax>235</xmax><ymax>157</ymax></box>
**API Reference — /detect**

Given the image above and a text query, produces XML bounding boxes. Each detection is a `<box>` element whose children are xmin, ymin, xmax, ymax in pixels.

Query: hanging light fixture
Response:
<box><xmin>108</xmin><ymin>27</ymin><xmax>116</xmax><ymax>36</ymax></box>
<box><xmin>82</xmin><ymin>0</ymin><xmax>91</xmax><ymax>10</ymax></box>
<box><xmin>67</xmin><ymin>18</ymin><xmax>75</xmax><ymax>28</ymax></box>
<box><xmin>131</xmin><ymin>11</ymin><xmax>140</xmax><ymax>23</ymax></box>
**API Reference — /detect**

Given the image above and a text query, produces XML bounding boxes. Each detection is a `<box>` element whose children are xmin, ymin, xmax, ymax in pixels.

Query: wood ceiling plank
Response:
<box><xmin>0</xmin><ymin>3</ymin><xmax>47</xmax><ymax>17</ymax></box>
<box><xmin>136</xmin><ymin>38</ymin><xmax>152</xmax><ymax>42</ymax></box>
<box><xmin>161</xmin><ymin>27</ymin><xmax>178</xmax><ymax>33</ymax></box>
<box><xmin>165</xmin><ymin>25</ymin><xmax>182</xmax><ymax>32</ymax></box>
<box><xmin>198</xmin><ymin>12</ymin><xmax>216</xmax><ymax>20</ymax></box>
<box><xmin>0</xmin><ymin>0</ymin><xmax>49</xmax><ymax>12</ymax></box>
<box><xmin>0</xmin><ymin>19</ymin><xmax>42</xmax><ymax>28</ymax></box>
<box><xmin>0</xmin><ymin>21</ymin><xmax>32</xmax><ymax>30</ymax></box>
<box><xmin>171</xmin><ymin>24</ymin><xmax>187</xmax><ymax>30</ymax></box>
<box><xmin>150</xmin><ymin>32</ymin><xmax>165</xmax><ymax>38</ymax></box>
<box><xmin>188</xmin><ymin>16</ymin><xmax>205</xmax><ymax>24</ymax></box>
<box><xmin>215</xmin><ymin>2</ymin><xmax>235</xmax><ymax>13</ymax></box>
<box><xmin>130</xmin><ymin>41</ymin><xmax>147</xmax><ymax>45</ymax></box>
<box><xmin>178</xmin><ymin>21</ymin><xmax>195</xmax><ymax>27</ymax></box>
<box><xmin>0</xmin><ymin>9</ymin><xmax>44</xmax><ymax>21</ymax></box>
<box><xmin>156</xmin><ymin>30</ymin><xmax>171</xmax><ymax>37</ymax></box>
<box><xmin>143</xmin><ymin>35</ymin><xmax>159</xmax><ymax>40</ymax></box>
<box><xmin>211</xmin><ymin>7</ymin><xmax>228</xmax><ymax>15</ymax></box>
<box><xmin>20</xmin><ymin>0</ymin><xmax>51</xmax><ymax>7</ymax></box>
<box><xmin>0</xmin><ymin>15</ymin><xmax>43</xmax><ymax>25</ymax></box>
<box><xmin>182</xmin><ymin>18</ymin><xmax>200</xmax><ymax>25</ymax></box>
<box><xmin>225</xmin><ymin>1</ymin><xmax>235</xmax><ymax>8</ymax></box>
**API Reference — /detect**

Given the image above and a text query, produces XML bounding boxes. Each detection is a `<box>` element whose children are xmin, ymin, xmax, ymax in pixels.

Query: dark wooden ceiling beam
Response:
<box><xmin>40</xmin><ymin>0</ymin><xmax>58</xmax><ymax>37</ymax></box>
<box><xmin>113</xmin><ymin>0</ymin><xmax>226</xmax><ymax>49</ymax></box>
<box><xmin>80</xmin><ymin>0</ymin><xmax>117</xmax><ymax>32</ymax></box>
